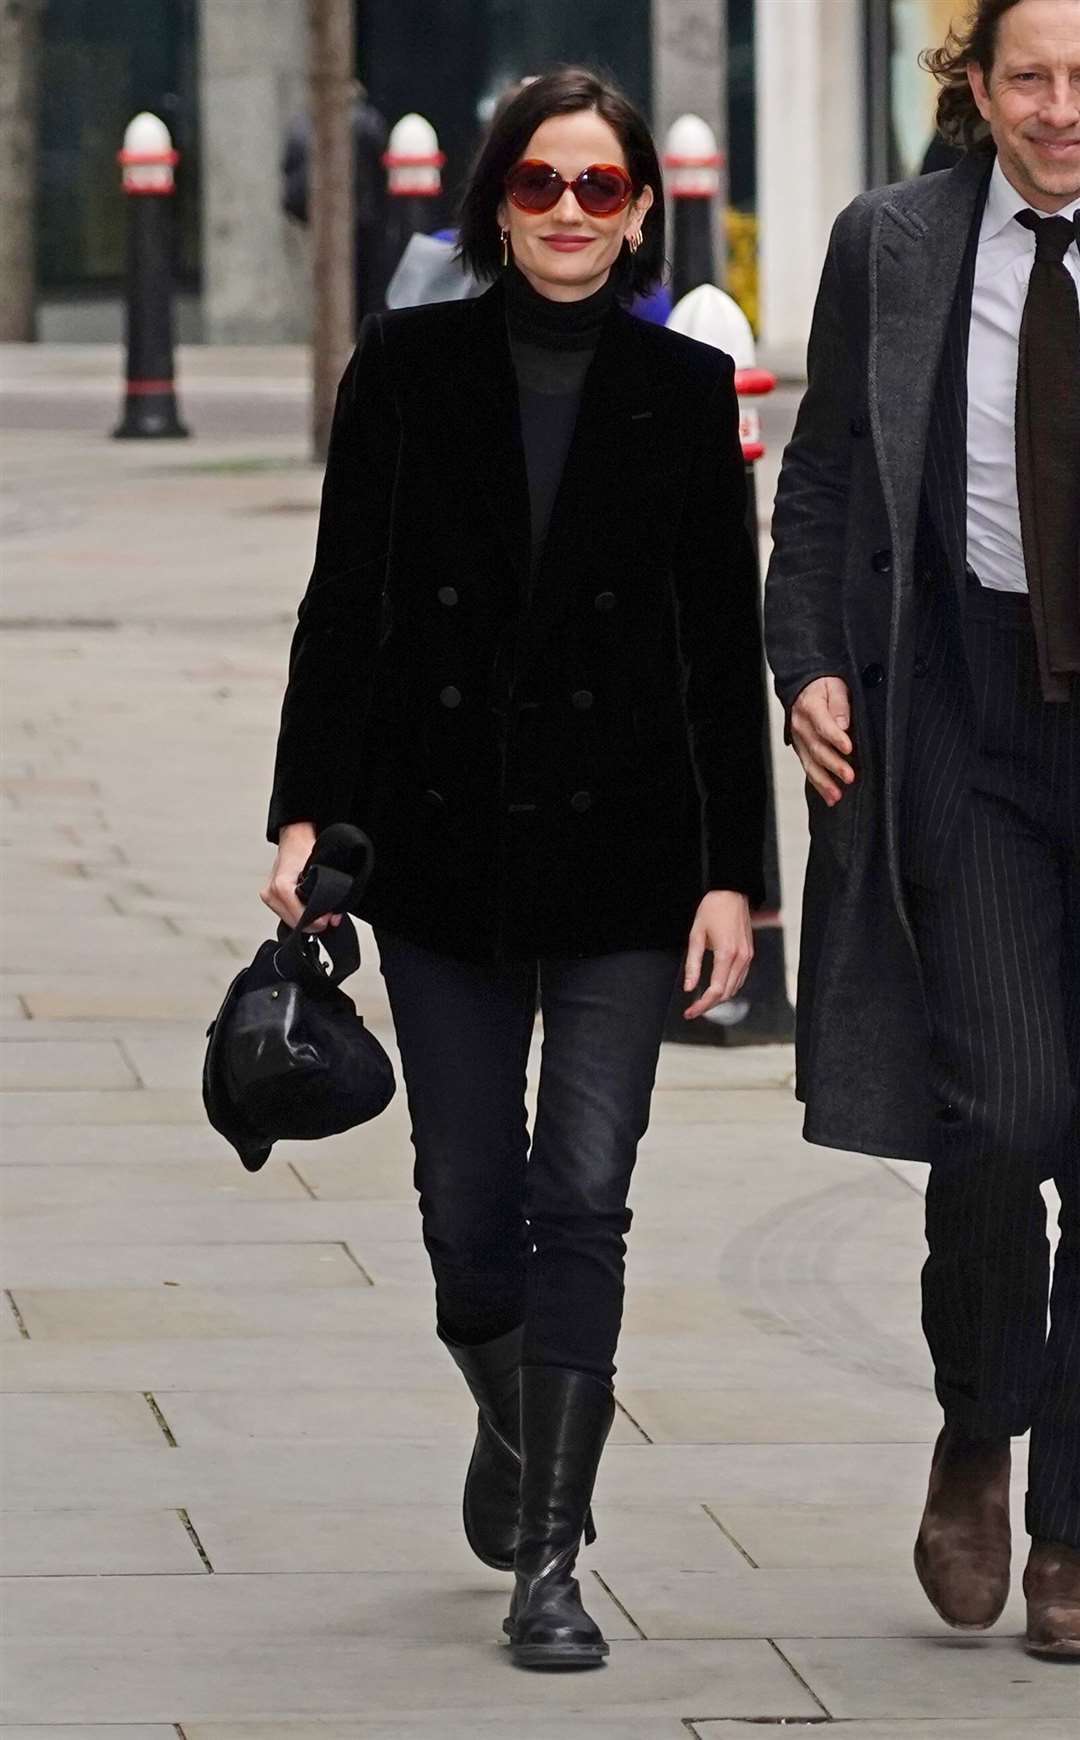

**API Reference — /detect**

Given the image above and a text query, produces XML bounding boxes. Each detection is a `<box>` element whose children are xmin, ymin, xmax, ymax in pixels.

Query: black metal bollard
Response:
<box><xmin>665</xmin><ymin>366</ymin><xmax>796</xmax><ymax>1047</ymax></box>
<box><xmin>664</xmin><ymin>113</ymin><xmax>724</xmax><ymax>302</ymax></box>
<box><xmin>113</xmin><ymin>112</ymin><xmax>188</xmax><ymax>440</ymax></box>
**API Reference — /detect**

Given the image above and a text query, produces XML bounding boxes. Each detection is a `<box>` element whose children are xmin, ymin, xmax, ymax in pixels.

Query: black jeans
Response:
<box><xmin>376</xmin><ymin>931</ymin><xmax>681</xmax><ymax>1381</ymax></box>
<box><xmin>906</xmin><ymin>583</ymin><xmax>1080</xmax><ymax>1546</ymax></box>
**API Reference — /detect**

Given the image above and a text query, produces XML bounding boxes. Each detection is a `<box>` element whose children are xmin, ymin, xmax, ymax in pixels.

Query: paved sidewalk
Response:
<box><xmin>0</xmin><ymin>347</ymin><xmax>1073</xmax><ymax>1737</ymax></box>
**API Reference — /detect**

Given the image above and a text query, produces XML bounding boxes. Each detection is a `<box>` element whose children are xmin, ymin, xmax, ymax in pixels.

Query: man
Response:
<box><xmin>281</xmin><ymin>82</ymin><xmax>389</xmax><ymax>326</ymax></box>
<box><xmin>765</xmin><ymin>0</ymin><xmax>1079</xmax><ymax>1657</ymax></box>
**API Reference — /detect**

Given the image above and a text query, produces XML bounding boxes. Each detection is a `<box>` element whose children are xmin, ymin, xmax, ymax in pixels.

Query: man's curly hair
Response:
<box><xmin>920</xmin><ymin>0</ymin><xmax>1025</xmax><ymax>151</ymax></box>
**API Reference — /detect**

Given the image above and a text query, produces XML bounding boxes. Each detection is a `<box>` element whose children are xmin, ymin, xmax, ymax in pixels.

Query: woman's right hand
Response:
<box><xmin>259</xmin><ymin>821</ymin><xmax>343</xmax><ymax>934</ymax></box>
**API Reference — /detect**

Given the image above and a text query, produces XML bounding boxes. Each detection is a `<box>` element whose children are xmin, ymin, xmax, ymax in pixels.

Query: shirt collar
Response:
<box><xmin>981</xmin><ymin>156</ymin><xmax>1080</xmax><ymax>244</ymax></box>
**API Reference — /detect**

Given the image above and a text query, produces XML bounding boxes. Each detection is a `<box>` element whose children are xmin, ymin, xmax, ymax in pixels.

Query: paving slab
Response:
<box><xmin>1</xmin><ymin>1569</ymin><xmax>634</xmax><ymax>1644</ymax></box>
<box><xmin>0</xmin><ymin>1241</ymin><xmax>369</xmax><ymax>1289</ymax></box>
<box><xmin>0</xmin><ymin>1018</ymin><xmax>199</xmax><ymax>1044</ymax></box>
<box><xmin>0</xmin><ymin>1439</ymin><xmax>942</xmax><ymax>1514</ymax></box>
<box><xmin>120</xmin><ymin>1030</ymin><xmax>239</xmax><ymax>1091</ymax></box>
<box><xmin>0</xmin><ymin>1390</ymin><xmax>169</xmax><ymax>1451</ymax></box>
<box><xmin>191</xmin><ymin>1501</ymin><xmax>748</xmax><ymax>1576</ymax></box>
<box><xmin>20</xmin><ymin>985</ymin><xmax>223</xmax><ymax>1021</ymax></box>
<box><xmin>0</xmin><ymin>1088</ymin><xmax>205</xmax><ymax>1124</ymax></box>
<box><xmin>0</xmin><ymin>1335</ymin><xmax>450</xmax><ymax>1394</ymax></box>
<box><xmin>0</xmin><ymin>1040</ymin><xmax>138</xmax><ymax>1091</ymax></box>
<box><xmin>0</xmin><ymin>1507</ymin><xmax>203</xmax><ymax>1576</ymax></box>
<box><xmin>0</xmin><ymin>1162</ymin><xmax>311</xmax><ymax>1208</ymax></box>
<box><xmin>8</xmin><ymin>1284</ymin><xmax>421</xmax><ymax>1342</ymax></box>
<box><xmin>594</xmin><ymin>1565</ymin><xmax>1029</xmax><ymax>1639</ymax></box>
<box><xmin>0</xmin><ymin>933</ymin><xmax>223</xmax><ymax>972</ymax></box>
<box><xmin>0</xmin><ymin>1730</ymin><xmax>175</xmax><ymax>1739</ymax></box>
<box><xmin>693</xmin><ymin>1725</ymin><xmax>1077</xmax><ymax>1739</ymax></box>
<box><xmin>0</xmin><ymin>1195</ymin><xmax>421</xmax><ymax>1244</ymax></box>
<box><xmin>701</xmin><ymin>1500</ymin><xmax>942</xmax><ymax>1571</ymax></box>
<box><xmin>774</xmin><ymin>1635</ymin><xmax>1079</xmax><ymax>1720</ymax></box>
<box><xmin>2</xmin><ymin>1637</ymin><xmax>822</xmax><ymax>1724</ymax></box>
<box><xmin>0</xmin><ymin>1121</ymin><xmax>254</xmax><ymax>1165</ymax></box>
<box><xmin>155</xmin><ymin>1387</ymin><xmax>642</xmax><ymax>1449</ymax></box>
<box><xmin>184</xmin><ymin>1723</ymin><xmax>692</xmax><ymax>1740</ymax></box>
<box><xmin>276</xmin><ymin>1147</ymin><xmax>434</xmax><ymax>1204</ymax></box>
<box><xmin>189</xmin><ymin>1501</ymin><xmax>506</xmax><ymax>1575</ymax></box>
<box><xmin>615</xmin><ymin>1378</ymin><xmax>939</xmax><ymax>1444</ymax></box>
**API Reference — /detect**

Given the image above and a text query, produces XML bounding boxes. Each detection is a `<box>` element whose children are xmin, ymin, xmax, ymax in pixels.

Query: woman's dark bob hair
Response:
<box><xmin>457</xmin><ymin>66</ymin><xmax>666</xmax><ymax>300</ymax></box>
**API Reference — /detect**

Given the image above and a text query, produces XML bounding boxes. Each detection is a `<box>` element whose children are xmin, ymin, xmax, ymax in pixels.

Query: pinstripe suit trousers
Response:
<box><xmin>904</xmin><ymin>580</ymin><xmax>1080</xmax><ymax>1547</ymax></box>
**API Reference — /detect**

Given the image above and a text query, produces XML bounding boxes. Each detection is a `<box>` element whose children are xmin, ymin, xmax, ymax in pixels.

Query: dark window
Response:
<box><xmin>38</xmin><ymin>0</ymin><xmax>200</xmax><ymax>295</ymax></box>
<box><xmin>358</xmin><ymin>0</ymin><xmax>651</xmax><ymax>231</ymax></box>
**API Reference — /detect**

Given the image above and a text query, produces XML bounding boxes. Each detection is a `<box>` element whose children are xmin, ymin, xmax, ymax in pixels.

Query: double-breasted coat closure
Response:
<box><xmin>765</xmin><ymin>153</ymin><xmax>996</xmax><ymax>1164</ymax></box>
<box><xmin>269</xmin><ymin>278</ymin><xmax>766</xmax><ymax>963</ymax></box>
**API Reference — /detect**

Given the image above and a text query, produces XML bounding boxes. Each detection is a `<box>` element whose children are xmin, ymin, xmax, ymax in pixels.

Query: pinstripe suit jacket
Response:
<box><xmin>765</xmin><ymin>152</ymin><xmax>995</xmax><ymax>1164</ymax></box>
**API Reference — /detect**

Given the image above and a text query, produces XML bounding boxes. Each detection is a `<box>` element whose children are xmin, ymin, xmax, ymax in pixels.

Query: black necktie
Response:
<box><xmin>1013</xmin><ymin>208</ymin><xmax>1080</xmax><ymax>701</ymax></box>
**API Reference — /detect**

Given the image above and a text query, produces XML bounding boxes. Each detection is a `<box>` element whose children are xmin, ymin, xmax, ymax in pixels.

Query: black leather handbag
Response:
<box><xmin>202</xmin><ymin>824</ymin><xmax>396</xmax><ymax>1171</ymax></box>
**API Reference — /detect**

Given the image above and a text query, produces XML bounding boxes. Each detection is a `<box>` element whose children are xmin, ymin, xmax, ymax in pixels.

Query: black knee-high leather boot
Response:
<box><xmin>505</xmin><ymin>1365</ymin><xmax>615</xmax><ymax>1669</ymax></box>
<box><xmin>440</xmin><ymin>1324</ymin><xmax>524</xmax><ymax>1571</ymax></box>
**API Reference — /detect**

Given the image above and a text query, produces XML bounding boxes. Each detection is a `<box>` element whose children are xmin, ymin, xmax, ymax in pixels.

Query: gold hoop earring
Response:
<box><xmin>627</xmin><ymin>231</ymin><xmax>642</xmax><ymax>255</ymax></box>
<box><xmin>500</xmin><ymin>228</ymin><xmax>509</xmax><ymax>268</ymax></box>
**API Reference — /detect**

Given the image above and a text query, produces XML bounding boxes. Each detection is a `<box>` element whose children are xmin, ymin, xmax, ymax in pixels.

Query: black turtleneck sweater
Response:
<box><xmin>504</xmin><ymin>265</ymin><xmax>615</xmax><ymax>579</ymax></box>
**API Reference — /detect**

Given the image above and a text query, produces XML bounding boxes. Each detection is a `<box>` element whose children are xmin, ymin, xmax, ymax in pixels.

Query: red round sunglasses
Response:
<box><xmin>504</xmin><ymin>159</ymin><xmax>635</xmax><ymax>218</ymax></box>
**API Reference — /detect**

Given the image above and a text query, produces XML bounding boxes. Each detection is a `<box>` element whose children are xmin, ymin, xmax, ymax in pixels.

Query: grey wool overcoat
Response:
<box><xmin>765</xmin><ymin>151</ymin><xmax>995</xmax><ymax>1165</ymax></box>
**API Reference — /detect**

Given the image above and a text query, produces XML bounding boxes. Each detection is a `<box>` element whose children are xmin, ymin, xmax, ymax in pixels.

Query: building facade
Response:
<box><xmin>29</xmin><ymin>0</ymin><xmax>953</xmax><ymax>358</ymax></box>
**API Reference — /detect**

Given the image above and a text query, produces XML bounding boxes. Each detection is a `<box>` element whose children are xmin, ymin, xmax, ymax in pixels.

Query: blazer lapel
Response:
<box><xmin>870</xmin><ymin>153</ymin><xmax>992</xmax><ymax>585</ymax></box>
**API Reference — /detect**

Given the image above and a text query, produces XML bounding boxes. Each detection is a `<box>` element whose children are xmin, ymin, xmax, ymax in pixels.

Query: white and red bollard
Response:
<box><xmin>664</xmin><ymin>286</ymin><xmax>795</xmax><ymax>1045</ymax></box>
<box><xmin>113</xmin><ymin>112</ymin><xmax>188</xmax><ymax>440</ymax></box>
<box><xmin>383</xmin><ymin>111</ymin><xmax>444</xmax><ymax>281</ymax></box>
<box><xmin>663</xmin><ymin>113</ymin><xmax>725</xmax><ymax>301</ymax></box>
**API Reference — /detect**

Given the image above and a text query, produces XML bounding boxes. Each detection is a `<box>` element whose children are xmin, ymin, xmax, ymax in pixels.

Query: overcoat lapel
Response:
<box><xmin>869</xmin><ymin>153</ymin><xmax>991</xmax><ymax>587</ymax></box>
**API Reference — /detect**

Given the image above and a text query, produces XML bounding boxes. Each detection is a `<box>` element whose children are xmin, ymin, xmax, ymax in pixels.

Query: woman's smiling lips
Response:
<box><xmin>541</xmin><ymin>235</ymin><xmax>596</xmax><ymax>251</ymax></box>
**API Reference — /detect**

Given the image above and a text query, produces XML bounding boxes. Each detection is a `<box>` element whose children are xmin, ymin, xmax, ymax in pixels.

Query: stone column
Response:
<box><xmin>199</xmin><ymin>0</ymin><xmax>312</xmax><ymax>343</ymax></box>
<box><xmin>755</xmin><ymin>0</ymin><xmax>864</xmax><ymax>375</ymax></box>
<box><xmin>651</xmin><ymin>0</ymin><xmax>728</xmax><ymax>281</ymax></box>
<box><xmin>0</xmin><ymin>0</ymin><xmax>44</xmax><ymax>342</ymax></box>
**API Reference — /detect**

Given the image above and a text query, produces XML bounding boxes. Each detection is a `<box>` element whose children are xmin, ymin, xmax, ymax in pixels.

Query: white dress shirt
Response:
<box><xmin>966</xmin><ymin>159</ymin><xmax>1080</xmax><ymax>593</ymax></box>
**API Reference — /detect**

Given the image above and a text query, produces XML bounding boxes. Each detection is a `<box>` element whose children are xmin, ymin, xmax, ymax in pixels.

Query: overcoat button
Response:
<box><xmin>850</xmin><ymin>415</ymin><xmax>869</xmax><ymax>438</ymax></box>
<box><xmin>437</xmin><ymin>586</ymin><xmax>459</xmax><ymax>607</ymax></box>
<box><xmin>861</xmin><ymin>662</ymin><xmax>885</xmax><ymax>689</ymax></box>
<box><xmin>422</xmin><ymin>788</ymin><xmax>446</xmax><ymax>811</ymax></box>
<box><xmin>871</xmin><ymin>548</ymin><xmax>893</xmax><ymax>574</ymax></box>
<box><xmin>571</xmin><ymin>689</ymin><xmax>594</xmax><ymax>710</ymax></box>
<box><xmin>594</xmin><ymin>591</ymin><xmax>616</xmax><ymax>612</ymax></box>
<box><xmin>913</xmin><ymin>656</ymin><xmax>929</xmax><ymax>678</ymax></box>
<box><xmin>439</xmin><ymin>685</ymin><xmax>462</xmax><ymax>708</ymax></box>
<box><xmin>570</xmin><ymin>790</ymin><xmax>593</xmax><ymax>813</ymax></box>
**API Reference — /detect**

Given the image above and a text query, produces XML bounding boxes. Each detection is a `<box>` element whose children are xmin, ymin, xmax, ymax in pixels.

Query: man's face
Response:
<box><xmin>968</xmin><ymin>0</ymin><xmax>1080</xmax><ymax>210</ymax></box>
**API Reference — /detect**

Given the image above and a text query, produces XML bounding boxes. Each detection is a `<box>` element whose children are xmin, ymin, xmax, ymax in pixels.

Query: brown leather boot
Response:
<box><xmin>913</xmin><ymin>1425</ymin><xmax>1012</xmax><ymax>1630</ymax></box>
<box><xmin>1024</xmin><ymin>1539</ymin><xmax>1080</xmax><ymax>1657</ymax></box>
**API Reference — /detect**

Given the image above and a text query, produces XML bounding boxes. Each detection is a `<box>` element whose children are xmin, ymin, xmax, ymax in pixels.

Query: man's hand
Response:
<box><xmin>789</xmin><ymin>675</ymin><xmax>855</xmax><ymax>806</ymax></box>
<box><xmin>683</xmin><ymin>891</ymin><xmax>754</xmax><ymax>1020</ymax></box>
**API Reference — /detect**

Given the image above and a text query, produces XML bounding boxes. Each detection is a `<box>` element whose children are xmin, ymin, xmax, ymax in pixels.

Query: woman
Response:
<box><xmin>262</xmin><ymin>67</ymin><xmax>766</xmax><ymax>1670</ymax></box>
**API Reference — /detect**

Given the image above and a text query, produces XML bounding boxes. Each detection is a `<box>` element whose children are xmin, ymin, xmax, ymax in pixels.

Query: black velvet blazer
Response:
<box><xmin>268</xmin><ymin>278</ymin><xmax>766</xmax><ymax>963</ymax></box>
